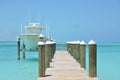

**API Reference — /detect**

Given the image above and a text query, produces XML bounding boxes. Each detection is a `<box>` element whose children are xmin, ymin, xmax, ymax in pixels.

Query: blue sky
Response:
<box><xmin>0</xmin><ymin>0</ymin><xmax>120</xmax><ymax>42</ymax></box>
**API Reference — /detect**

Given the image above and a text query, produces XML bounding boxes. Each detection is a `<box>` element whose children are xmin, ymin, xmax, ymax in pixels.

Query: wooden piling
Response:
<box><xmin>69</xmin><ymin>42</ymin><xmax>72</xmax><ymax>55</ymax></box>
<box><xmin>80</xmin><ymin>40</ymin><xmax>86</xmax><ymax>69</ymax></box>
<box><xmin>75</xmin><ymin>41</ymin><xmax>80</xmax><ymax>62</ymax></box>
<box><xmin>38</xmin><ymin>41</ymin><xmax>45</xmax><ymax>77</ymax></box>
<box><xmin>51</xmin><ymin>42</ymin><xmax>54</xmax><ymax>59</ymax></box>
<box><xmin>22</xmin><ymin>43</ymin><xmax>25</xmax><ymax>59</ymax></box>
<box><xmin>38</xmin><ymin>51</ymin><xmax>99</xmax><ymax>80</ymax></box>
<box><xmin>88</xmin><ymin>40</ymin><xmax>97</xmax><ymax>77</ymax></box>
<box><xmin>66</xmin><ymin>42</ymin><xmax>69</xmax><ymax>52</ymax></box>
<box><xmin>70</xmin><ymin>42</ymin><xmax>74</xmax><ymax>56</ymax></box>
<box><xmin>67</xmin><ymin>41</ymin><xmax>73</xmax><ymax>55</ymax></box>
<box><xmin>51</xmin><ymin>42</ymin><xmax>56</xmax><ymax>59</ymax></box>
<box><xmin>17</xmin><ymin>37</ymin><xmax>20</xmax><ymax>60</ymax></box>
<box><xmin>66</xmin><ymin>42</ymin><xmax>71</xmax><ymax>54</ymax></box>
<box><xmin>45</xmin><ymin>41</ymin><xmax>51</xmax><ymax>68</ymax></box>
<box><xmin>39</xmin><ymin>34</ymin><xmax>44</xmax><ymax>42</ymax></box>
<box><xmin>53</xmin><ymin>42</ymin><xmax>56</xmax><ymax>56</ymax></box>
<box><xmin>49</xmin><ymin>43</ymin><xmax>52</xmax><ymax>62</ymax></box>
<box><xmin>72</xmin><ymin>41</ymin><xmax>80</xmax><ymax>60</ymax></box>
<box><xmin>72</xmin><ymin>42</ymin><xmax>76</xmax><ymax>59</ymax></box>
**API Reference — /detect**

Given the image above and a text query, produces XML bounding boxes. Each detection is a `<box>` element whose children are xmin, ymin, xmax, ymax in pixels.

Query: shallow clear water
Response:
<box><xmin>0</xmin><ymin>42</ymin><xmax>120</xmax><ymax>80</ymax></box>
<box><xmin>96</xmin><ymin>43</ymin><xmax>120</xmax><ymax>80</ymax></box>
<box><xmin>0</xmin><ymin>42</ymin><xmax>38</xmax><ymax>80</ymax></box>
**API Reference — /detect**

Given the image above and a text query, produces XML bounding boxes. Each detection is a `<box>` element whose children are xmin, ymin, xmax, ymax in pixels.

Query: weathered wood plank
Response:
<box><xmin>38</xmin><ymin>51</ymin><xmax>99</xmax><ymax>80</ymax></box>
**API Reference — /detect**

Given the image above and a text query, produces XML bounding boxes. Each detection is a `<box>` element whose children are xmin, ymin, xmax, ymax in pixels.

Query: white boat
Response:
<box><xmin>20</xmin><ymin>23</ymin><xmax>45</xmax><ymax>51</ymax></box>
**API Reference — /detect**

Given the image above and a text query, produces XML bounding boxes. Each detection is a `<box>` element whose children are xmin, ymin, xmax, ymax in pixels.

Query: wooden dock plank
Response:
<box><xmin>38</xmin><ymin>51</ymin><xmax>99</xmax><ymax>80</ymax></box>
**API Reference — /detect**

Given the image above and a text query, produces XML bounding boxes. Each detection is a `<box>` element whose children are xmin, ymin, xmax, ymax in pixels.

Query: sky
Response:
<box><xmin>0</xmin><ymin>0</ymin><xmax>120</xmax><ymax>42</ymax></box>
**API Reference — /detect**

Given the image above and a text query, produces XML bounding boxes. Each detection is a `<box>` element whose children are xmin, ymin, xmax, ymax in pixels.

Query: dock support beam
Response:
<box><xmin>45</xmin><ymin>42</ymin><xmax>51</xmax><ymax>68</ymax></box>
<box><xmin>80</xmin><ymin>41</ymin><xmax>86</xmax><ymax>69</ymax></box>
<box><xmin>66</xmin><ymin>41</ymin><xmax>74</xmax><ymax>56</ymax></box>
<box><xmin>75</xmin><ymin>42</ymin><xmax>80</xmax><ymax>62</ymax></box>
<box><xmin>53</xmin><ymin>42</ymin><xmax>56</xmax><ymax>56</ymax></box>
<box><xmin>51</xmin><ymin>42</ymin><xmax>56</xmax><ymax>59</ymax></box>
<box><xmin>45</xmin><ymin>41</ymin><xmax>56</xmax><ymax>69</ymax></box>
<box><xmin>88</xmin><ymin>40</ymin><xmax>97</xmax><ymax>77</ymax></box>
<box><xmin>17</xmin><ymin>37</ymin><xmax>20</xmax><ymax>60</ymax></box>
<box><xmin>69</xmin><ymin>42</ymin><xmax>72</xmax><ymax>55</ymax></box>
<box><xmin>70</xmin><ymin>43</ymin><xmax>74</xmax><ymax>56</ymax></box>
<box><xmin>38</xmin><ymin>41</ymin><xmax>45</xmax><ymax>77</ymax></box>
<box><xmin>22</xmin><ymin>43</ymin><xmax>25</xmax><ymax>59</ymax></box>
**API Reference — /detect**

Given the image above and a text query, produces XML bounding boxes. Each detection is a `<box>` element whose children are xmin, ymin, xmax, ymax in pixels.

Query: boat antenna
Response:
<box><xmin>41</xmin><ymin>16</ymin><xmax>44</xmax><ymax>26</ymax></box>
<box><xmin>46</xmin><ymin>24</ymin><xmax>48</xmax><ymax>37</ymax></box>
<box><xmin>38</xmin><ymin>9</ymin><xmax>41</xmax><ymax>23</ymax></box>
<box><xmin>21</xmin><ymin>24</ymin><xmax>22</xmax><ymax>34</ymax></box>
<box><xmin>48</xmin><ymin>25</ymin><xmax>50</xmax><ymax>38</ymax></box>
<box><xmin>28</xmin><ymin>9</ymin><xmax>31</xmax><ymax>23</ymax></box>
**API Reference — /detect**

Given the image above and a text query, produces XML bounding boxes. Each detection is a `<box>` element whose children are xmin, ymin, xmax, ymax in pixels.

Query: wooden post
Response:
<box><xmin>38</xmin><ymin>41</ymin><xmax>45</xmax><ymax>77</ymax></box>
<box><xmin>72</xmin><ymin>42</ymin><xmax>76</xmax><ymax>59</ymax></box>
<box><xmin>69</xmin><ymin>42</ymin><xmax>72</xmax><ymax>55</ymax></box>
<box><xmin>45</xmin><ymin>41</ymin><xmax>51</xmax><ymax>68</ymax></box>
<box><xmin>51</xmin><ymin>42</ymin><xmax>54</xmax><ymax>59</ymax></box>
<box><xmin>22</xmin><ymin>43</ymin><xmax>25</xmax><ymax>59</ymax></box>
<box><xmin>70</xmin><ymin>42</ymin><xmax>74</xmax><ymax>56</ymax></box>
<box><xmin>66</xmin><ymin>41</ymin><xmax>71</xmax><ymax>54</ymax></box>
<box><xmin>39</xmin><ymin>34</ymin><xmax>44</xmax><ymax>42</ymax></box>
<box><xmin>66</xmin><ymin>42</ymin><xmax>69</xmax><ymax>52</ymax></box>
<box><xmin>51</xmin><ymin>42</ymin><xmax>56</xmax><ymax>59</ymax></box>
<box><xmin>88</xmin><ymin>40</ymin><xmax>97</xmax><ymax>77</ymax></box>
<box><xmin>75</xmin><ymin>41</ymin><xmax>80</xmax><ymax>62</ymax></box>
<box><xmin>53</xmin><ymin>42</ymin><xmax>56</xmax><ymax>56</ymax></box>
<box><xmin>80</xmin><ymin>40</ymin><xmax>86</xmax><ymax>69</ymax></box>
<box><xmin>17</xmin><ymin>37</ymin><xmax>20</xmax><ymax>60</ymax></box>
<box><xmin>68</xmin><ymin>41</ymin><xmax>73</xmax><ymax>56</ymax></box>
<box><xmin>50</xmin><ymin>42</ymin><xmax>53</xmax><ymax>62</ymax></box>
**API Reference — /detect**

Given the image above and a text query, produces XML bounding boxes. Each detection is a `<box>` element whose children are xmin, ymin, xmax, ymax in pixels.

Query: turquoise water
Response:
<box><xmin>0</xmin><ymin>42</ymin><xmax>120</xmax><ymax>80</ymax></box>
<box><xmin>96</xmin><ymin>43</ymin><xmax>120</xmax><ymax>80</ymax></box>
<box><xmin>0</xmin><ymin>42</ymin><xmax>38</xmax><ymax>80</ymax></box>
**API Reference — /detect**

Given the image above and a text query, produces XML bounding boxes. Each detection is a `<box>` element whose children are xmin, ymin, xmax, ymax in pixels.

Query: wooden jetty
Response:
<box><xmin>38</xmin><ymin>51</ymin><xmax>99</xmax><ymax>80</ymax></box>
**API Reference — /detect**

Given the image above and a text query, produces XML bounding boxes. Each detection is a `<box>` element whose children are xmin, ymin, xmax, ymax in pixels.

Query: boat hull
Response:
<box><xmin>20</xmin><ymin>34</ymin><xmax>39</xmax><ymax>51</ymax></box>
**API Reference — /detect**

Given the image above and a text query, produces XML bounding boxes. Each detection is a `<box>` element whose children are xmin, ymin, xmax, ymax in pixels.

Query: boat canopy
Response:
<box><xmin>26</xmin><ymin>23</ymin><xmax>44</xmax><ymax>30</ymax></box>
<box><xmin>26</xmin><ymin>26</ymin><xmax>43</xmax><ymax>30</ymax></box>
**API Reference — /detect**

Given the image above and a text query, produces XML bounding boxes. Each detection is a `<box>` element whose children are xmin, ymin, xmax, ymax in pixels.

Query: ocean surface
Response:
<box><xmin>0</xmin><ymin>41</ymin><xmax>120</xmax><ymax>80</ymax></box>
